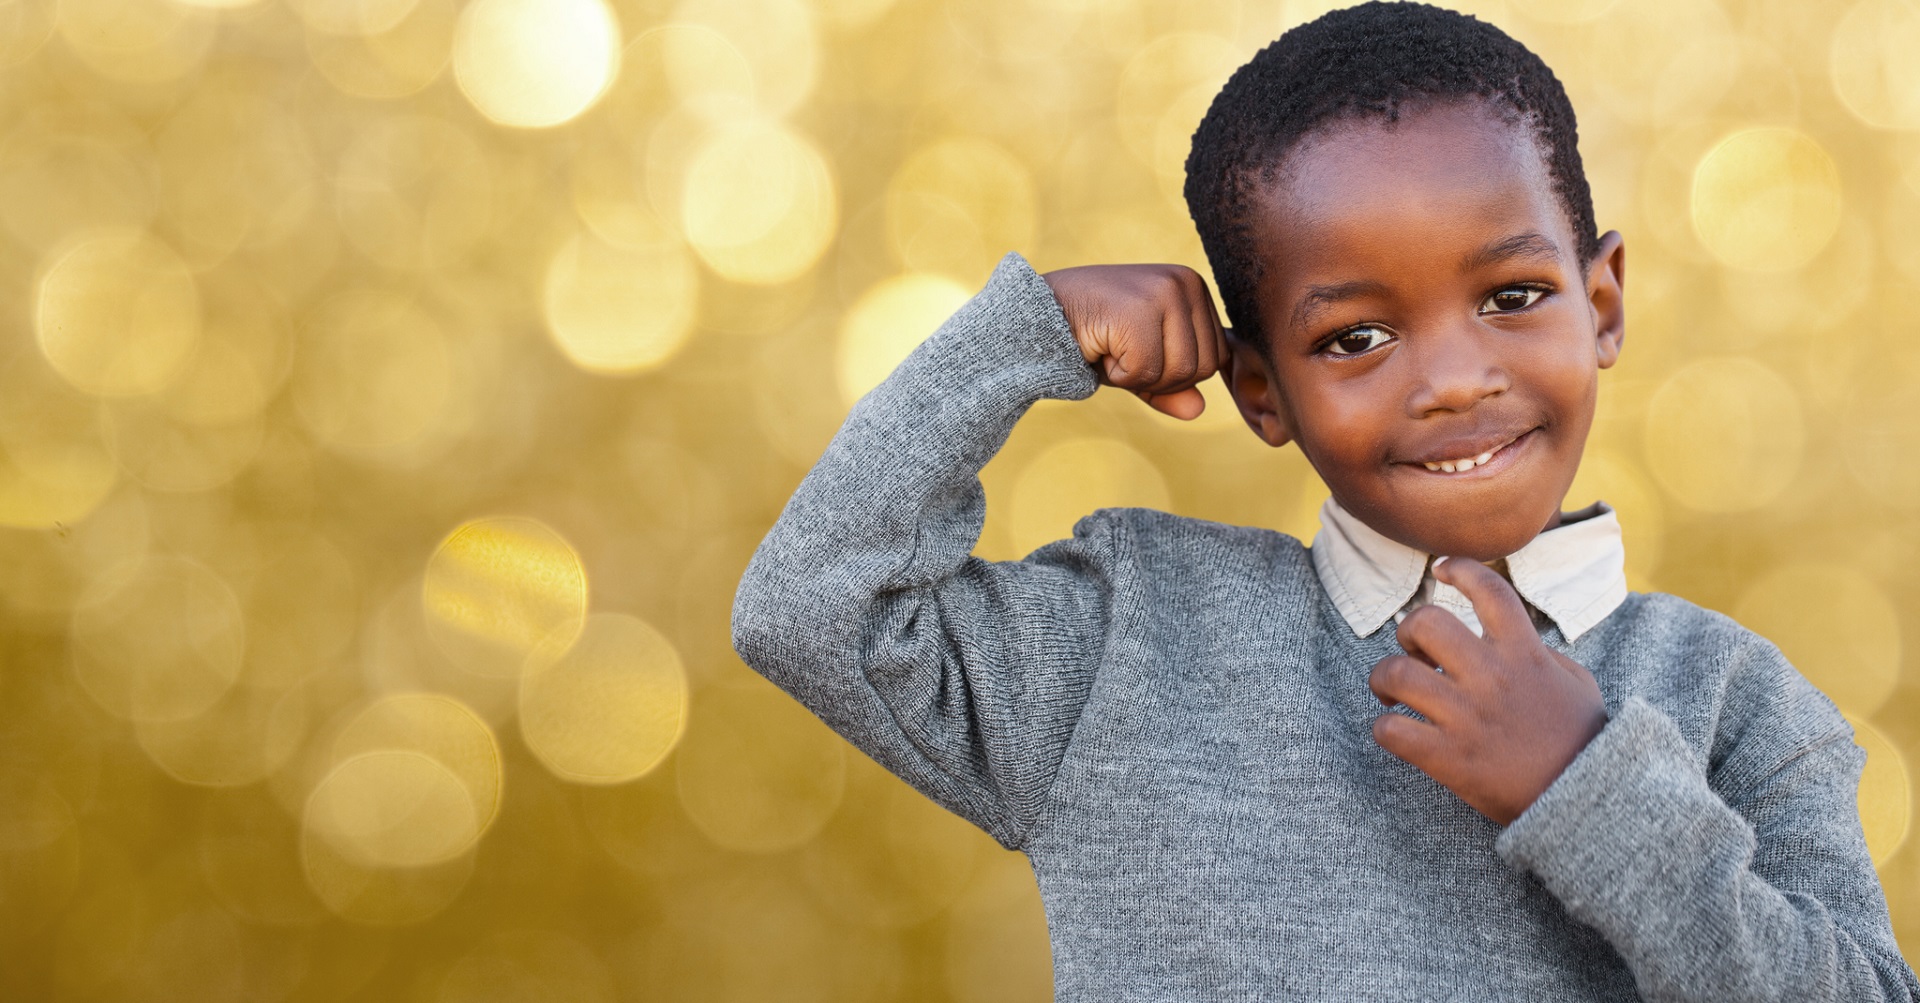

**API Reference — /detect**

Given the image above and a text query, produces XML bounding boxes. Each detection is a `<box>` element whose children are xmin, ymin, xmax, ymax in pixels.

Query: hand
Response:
<box><xmin>1366</xmin><ymin>556</ymin><xmax>1610</xmax><ymax>826</ymax></box>
<box><xmin>1041</xmin><ymin>263</ymin><xmax>1228</xmax><ymax>420</ymax></box>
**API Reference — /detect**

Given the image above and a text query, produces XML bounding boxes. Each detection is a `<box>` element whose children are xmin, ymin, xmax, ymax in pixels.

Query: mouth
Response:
<box><xmin>1403</xmin><ymin>427</ymin><xmax>1538</xmax><ymax>476</ymax></box>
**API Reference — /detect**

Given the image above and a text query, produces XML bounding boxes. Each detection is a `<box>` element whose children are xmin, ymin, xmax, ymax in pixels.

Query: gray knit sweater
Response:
<box><xmin>731</xmin><ymin>253</ymin><xmax>1919</xmax><ymax>1001</ymax></box>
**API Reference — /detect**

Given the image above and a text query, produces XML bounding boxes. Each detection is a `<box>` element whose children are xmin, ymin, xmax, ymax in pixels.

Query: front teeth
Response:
<box><xmin>1424</xmin><ymin>449</ymin><xmax>1497</xmax><ymax>473</ymax></box>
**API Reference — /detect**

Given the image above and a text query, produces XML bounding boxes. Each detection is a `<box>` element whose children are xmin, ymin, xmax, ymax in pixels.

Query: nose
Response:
<box><xmin>1404</xmin><ymin>320</ymin><xmax>1511</xmax><ymax>417</ymax></box>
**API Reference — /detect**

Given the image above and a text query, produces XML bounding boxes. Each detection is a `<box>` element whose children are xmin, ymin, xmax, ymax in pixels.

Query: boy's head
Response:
<box><xmin>1186</xmin><ymin>1</ymin><xmax>1626</xmax><ymax>563</ymax></box>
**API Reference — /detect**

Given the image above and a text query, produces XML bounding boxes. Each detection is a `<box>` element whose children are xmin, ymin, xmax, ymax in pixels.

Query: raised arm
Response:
<box><xmin>1492</xmin><ymin>650</ymin><xmax>1919</xmax><ymax>1002</ymax></box>
<box><xmin>731</xmin><ymin>253</ymin><xmax>1227</xmax><ymax>849</ymax></box>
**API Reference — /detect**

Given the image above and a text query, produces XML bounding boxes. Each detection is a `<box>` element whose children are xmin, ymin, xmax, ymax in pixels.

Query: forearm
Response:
<box><xmin>1495</xmin><ymin>697</ymin><xmax>1918</xmax><ymax>1002</ymax></box>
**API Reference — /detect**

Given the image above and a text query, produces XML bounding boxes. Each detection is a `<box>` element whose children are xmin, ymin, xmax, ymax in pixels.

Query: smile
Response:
<box><xmin>1412</xmin><ymin>429</ymin><xmax>1534</xmax><ymax>475</ymax></box>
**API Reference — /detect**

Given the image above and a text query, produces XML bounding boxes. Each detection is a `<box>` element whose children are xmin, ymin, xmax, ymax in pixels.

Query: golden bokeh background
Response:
<box><xmin>0</xmin><ymin>0</ymin><xmax>1916</xmax><ymax>997</ymax></box>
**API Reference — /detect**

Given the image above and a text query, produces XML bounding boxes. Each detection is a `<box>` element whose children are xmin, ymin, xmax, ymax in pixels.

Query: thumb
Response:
<box><xmin>1140</xmin><ymin>386</ymin><xmax>1206</xmax><ymax>420</ymax></box>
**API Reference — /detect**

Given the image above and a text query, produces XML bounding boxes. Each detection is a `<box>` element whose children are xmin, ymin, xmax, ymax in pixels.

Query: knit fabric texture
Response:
<box><xmin>731</xmin><ymin>252</ymin><xmax>1919</xmax><ymax>1002</ymax></box>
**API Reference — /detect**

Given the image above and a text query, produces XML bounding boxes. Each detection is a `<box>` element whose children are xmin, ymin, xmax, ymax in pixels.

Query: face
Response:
<box><xmin>1221</xmin><ymin>100</ymin><xmax>1626</xmax><ymax>562</ymax></box>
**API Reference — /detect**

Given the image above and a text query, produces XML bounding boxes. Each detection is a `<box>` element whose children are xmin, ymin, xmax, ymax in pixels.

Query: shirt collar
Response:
<box><xmin>1308</xmin><ymin>495</ymin><xmax>1627</xmax><ymax>643</ymax></box>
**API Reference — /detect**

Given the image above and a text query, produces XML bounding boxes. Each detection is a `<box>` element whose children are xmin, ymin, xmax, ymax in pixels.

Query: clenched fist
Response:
<box><xmin>1041</xmin><ymin>264</ymin><xmax>1230</xmax><ymax>420</ymax></box>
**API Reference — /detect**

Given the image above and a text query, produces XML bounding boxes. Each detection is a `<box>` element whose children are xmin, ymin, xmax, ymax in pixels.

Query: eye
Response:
<box><xmin>1480</xmin><ymin>284</ymin><xmax>1546</xmax><ymax>314</ymax></box>
<box><xmin>1322</xmin><ymin>325</ymin><xmax>1394</xmax><ymax>356</ymax></box>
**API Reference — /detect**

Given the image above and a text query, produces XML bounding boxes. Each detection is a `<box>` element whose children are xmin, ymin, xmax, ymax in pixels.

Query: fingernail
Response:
<box><xmin>1432</xmin><ymin>556</ymin><xmax>1450</xmax><ymax>570</ymax></box>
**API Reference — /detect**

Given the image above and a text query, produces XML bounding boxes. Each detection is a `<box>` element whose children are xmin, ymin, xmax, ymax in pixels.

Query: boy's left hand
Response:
<box><xmin>1365</xmin><ymin>556</ymin><xmax>1610</xmax><ymax>826</ymax></box>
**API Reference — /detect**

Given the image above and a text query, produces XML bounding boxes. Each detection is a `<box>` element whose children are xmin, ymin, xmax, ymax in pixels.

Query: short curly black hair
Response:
<box><xmin>1184</xmin><ymin>1</ymin><xmax>1598</xmax><ymax>358</ymax></box>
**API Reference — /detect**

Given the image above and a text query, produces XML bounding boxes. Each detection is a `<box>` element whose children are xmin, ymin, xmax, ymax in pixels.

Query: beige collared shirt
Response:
<box><xmin>1308</xmin><ymin>495</ymin><xmax>1628</xmax><ymax>642</ymax></box>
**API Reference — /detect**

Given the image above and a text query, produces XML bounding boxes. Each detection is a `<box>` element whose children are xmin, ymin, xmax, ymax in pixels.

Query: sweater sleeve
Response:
<box><xmin>1493</xmin><ymin>672</ymin><xmax>1920</xmax><ymax>1002</ymax></box>
<box><xmin>731</xmin><ymin>252</ymin><xmax>1115</xmax><ymax>851</ymax></box>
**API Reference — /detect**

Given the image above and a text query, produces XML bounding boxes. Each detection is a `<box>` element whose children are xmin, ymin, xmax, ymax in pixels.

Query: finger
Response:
<box><xmin>1151</xmin><ymin>301</ymin><xmax>1199</xmax><ymax>393</ymax></box>
<box><xmin>1372</xmin><ymin>711</ymin><xmax>1444</xmax><ymax>766</ymax></box>
<box><xmin>1432</xmin><ymin>556</ymin><xmax>1534</xmax><ymax>645</ymax></box>
<box><xmin>1393</xmin><ymin>603</ymin><xmax>1485</xmax><ymax>676</ymax></box>
<box><xmin>1187</xmin><ymin>277</ymin><xmax>1225</xmax><ymax>380</ymax></box>
<box><xmin>1102</xmin><ymin>331</ymin><xmax>1164</xmax><ymax>389</ymax></box>
<box><xmin>1367</xmin><ymin>654</ymin><xmax>1454</xmax><ymax>720</ymax></box>
<box><xmin>1138</xmin><ymin>386</ymin><xmax>1206</xmax><ymax>420</ymax></box>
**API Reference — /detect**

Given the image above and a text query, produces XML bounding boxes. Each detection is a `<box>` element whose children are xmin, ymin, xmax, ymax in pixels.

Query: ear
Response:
<box><xmin>1219</xmin><ymin>332</ymin><xmax>1294</xmax><ymax>448</ymax></box>
<box><xmin>1586</xmin><ymin>230</ymin><xmax>1625</xmax><ymax>370</ymax></box>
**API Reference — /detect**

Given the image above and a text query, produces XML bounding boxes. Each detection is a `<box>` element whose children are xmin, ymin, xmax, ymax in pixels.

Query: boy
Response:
<box><xmin>733</xmin><ymin>3</ymin><xmax>1919</xmax><ymax>999</ymax></box>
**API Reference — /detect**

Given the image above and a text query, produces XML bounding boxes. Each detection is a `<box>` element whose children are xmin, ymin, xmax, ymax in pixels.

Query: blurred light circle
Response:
<box><xmin>543</xmin><ymin>229</ymin><xmax>698</xmax><ymax>375</ymax></box>
<box><xmin>1115</xmin><ymin>33</ymin><xmax>1238</xmax><ymax>171</ymax></box>
<box><xmin>301</xmin><ymin>805</ymin><xmax>476</xmax><ymax>925</ymax></box>
<box><xmin>0</xmin><ymin>0</ymin><xmax>57</xmax><ymax>66</ymax></box>
<box><xmin>334</xmin><ymin>116</ymin><xmax>493</xmax><ymax>271</ymax></box>
<box><xmin>307</xmin><ymin>0</ymin><xmax>455</xmax><ymax>100</ymax></box>
<box><xmin>437</xmin><ymin>930</ymin><xmax>617</xmax><ymax>1003</ymax></box>
<box><xmin>288</xmin><ymin>0</ymin><xmax>420</xmax><ymax>35</ymax></box>
<box><xmin>835</xmin><ymin>273</ymin><xmax>972</xmax><ymax>406</ymax></box>
<box><xmin>452</xmin><ymin>0</ymin><xmax>620</xmax><ymax>129</ymax></box>
<box><xmin>244</xmin><ymin>535</ymin><xmax>361</xmax><ymax>690</ymax></box>
<box><xmin>0</xmin><ymin>372</ymin><xmax>118</xmax><ymax>530</ymax></box>
<box><xmin>70</xmin><ymin>556</ymin><xmax>244</xmax><ymax>723</ymax></box>
<box><xmin>1643</xmin><ymin>357</ymin><xmax>1803</xmax><ymax>513</ymax></box>
<box><xmin>1846</xmin><ymin>714</ymin><xmax>1911</xmax><ymax>866</ymax></box>
<box><xmin>520</xmin><ymin>613</ymin><xmax>689</xmax><ymax>785</ymax></box>
<box><xmin>306</xmin><ymin>750</ymin><xmax>479</xmax><ymax>868</ymax></box>
<box><xmin>1009</xmin><ymin>437</ymin><xmax>1170</xmax><ymax>556</ymax></box>
<box><xmin>36</xmin><ymin>229</ymin><xmax>201</xmax><ymax>398</ymax></box>
<box><xmin>1507</xmin><ymin>0</ymin><xmax>1619</xmax><ymax>22</ymax></box>
<box><xmin>334</xmin><ymin>693</ymin><xmax>504</xmax><ymax>835</ymax></box>
<box><xmin>422</xmin><ymin>516</ymin><xmax>589</xmax><ymax>678</ymax></box>
<box><xmin>675</xmin><ymin>679</ymin><xmax>846</xmax><ymax>853</ymax></box>
<box><xmin>680</xmin><ymin>121</ymin><xmax>838</xmax><ymax>285</ymax></box>
<box><xmin>134</xmin><ymin>684</ymin><xmax>308</xmax><ymax>787</ymax></box>
<box><xmin>664</xmin><ymin>0</ymin><xmax>818</xmax><ymax>120</ymax></box>
<box><xmin>1562</xmin><ymin>449</ymin><xmax>1666</xmax><ymax>587</ymax></box>
<box><xmin>0</xmin><ymin>770</ymin><xmax>80</xmax><ymax>937</ymax></box>
<box><xmin>886</xmin><ymin>137</ymin><xmax>1037</xmax><ymax>284</ymax></box>
<box><xmin>1831</xmin><ymin>0</ymin><xmax>1920</xmax><ymax>130</ymax></box>
<box><xmin>1691</xmin><ymin>128</ymin><xmax>1842</xmax><ymax>272</ymax></box>
<box><xmin>55</xmin><ymin>0</ymin><xmax>215</xmax><ymax>84</ymax></box>
<box><xmin>291</xmin><ymin>290</ymin><xmax>451</xmax><ymax>454</ymax></box>
<box><xmin>0</xmin><ymin>126</ymin><xmax>157</xmax><ymax>254</ymax></box>
<box><xmin>802</xmin><ymin>768</ymin><xmax>985</xmax><ymax>929</ymax></box>
<box><xmin>102</xmin><ymin>398</ymin><xmax>265</xmax><ymax>495</ymax></box>
<box><xmin>1738</xmin><ymin>565</ymin><xmax>1902</xmax><ymax>718</ymax></box>
<box><xmin>155</xmin><ymin>88</ymin><xmax>318</xmax><ymax>267</ymax></box>
<box><xmin>812</xmin><ymin>0</ymin><xmax>897</xmax><ymax>29</ymax></box>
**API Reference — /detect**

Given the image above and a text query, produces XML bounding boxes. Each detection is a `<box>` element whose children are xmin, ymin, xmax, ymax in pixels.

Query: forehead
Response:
<box><xmin>1252</xmin><ymin>101</ymin><xmax>1569</xmax><ymax>278</ymax></box>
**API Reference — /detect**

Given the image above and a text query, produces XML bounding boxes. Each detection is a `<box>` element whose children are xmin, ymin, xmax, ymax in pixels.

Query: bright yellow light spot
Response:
<box><xmin>680</xmin><ymin>122</ymin><xmax>838</xmax><ymax>285</ymax></box>
<box><xmin>520</xmin><ymin>613</ymin><xmax>689</xmax><ymax>785</ymax></box>
<box><xmin>135</xmin><ymin>685</ymin><xmax>308</xmax><ymax>787</ymax></box>
<box><xmin>886</xmin><ymin>137</ymin><xmax>1037</xmax><ymax>283</ymax></box>
<box><xmin>306</xmin><ymin>750</ymin><xmax>478</xmax><ymax>868</ymax></box>
<box><xmin>1508</xmin><ymin>0</ymin><xmax>1619</xmax><ymax>23</ymax></box>
<box><xmin>664</xmin><ymin>0</ymin><xmax>819</xmax><ymax>120</ymax></box>
<box><xmin>287</xmin><ymin>0</ymin><xmax>419</xmax><ymax>35</ymax></box>
<box><xmin>290</xmin><ymin>290</ymin><xmax>451</xmax><ymax>455</ymax></box>
<box><xmin>69</xmin><ymin>556</ymin><xmax>244</xmax><ymax>723</ymax></box>
<box><xmin>1832</xmin><ymin>0</ymin><xmax>1920</xmax><ymax>130</ymax></box>
<box><xmin>452</xmin><ymin>0</ymin><xmax>620</xmax><ymax>129</ymax></box>
<box><xmin>422</xmin><ymin>516</ymin><xmax>589</xmax><ymax>678</ymax></box>
<box><xmin>300</xmin><ymin>823</ymin><xmax>475</xmax><ymax>925</ymax></box>
<box><xmin>1643</xmin><ymin>358</ymin><xmax>1803</xmax><ymax>513</ymax></box>
<box><xmin>36</xmin><ymin>230</ymin><xmax>201</xmax><ymax>398</ymax></box>
<box><xmin>1847</xmin><ymin>714</ymin><xmax>1911</xmax><ymax>867</ymax></box>
<box><xmin>676</xmin><ymin>678</ymin><xmax>846</xmax><ymax>853</ymax></box>
<box><xmin>543</xmin><ymin>229</ymin><xmax>698</xmax><ymax>375</ymax></box>
<box><xmin>334</xmin><ymin>693</ymin><xmax>504</xmax><ymax>837</ymax></box>
<box><xmin>1739</xmin><ymin>565</ymin><xmax>1902</xmax><ymax>718</ymax></box>
<box><xmin>1692</xmin><ymin>128</ymin><xmax>1842</xmax><ymax>272</ymax></box>
<box><xmin>1009</xmin><ymin>437</ymin><xmax>1170</xmax><ymax>556</ymax></box>
<box><xmin>836</xmin><ymin>273</ymin><xmax>972</xmax><ymax>406</ymax></box>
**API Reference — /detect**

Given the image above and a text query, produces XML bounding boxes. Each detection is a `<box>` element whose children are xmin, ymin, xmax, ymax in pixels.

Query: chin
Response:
<box><xmin>1395</xmin><ymin>509</ymin><xmax>1553</xmax><ymax>562</ymax></box>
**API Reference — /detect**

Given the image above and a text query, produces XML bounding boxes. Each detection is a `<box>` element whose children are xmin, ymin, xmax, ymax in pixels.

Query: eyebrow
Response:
<box><xmin>1458</xmin><ymin>231</ymin><xmax>1562</xmax><ymax>273</ymax></box>
<box><xmin>1286</xmin><ymin>231</ymin><xmax>1564</xmax><ymax>333</ymax></box>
